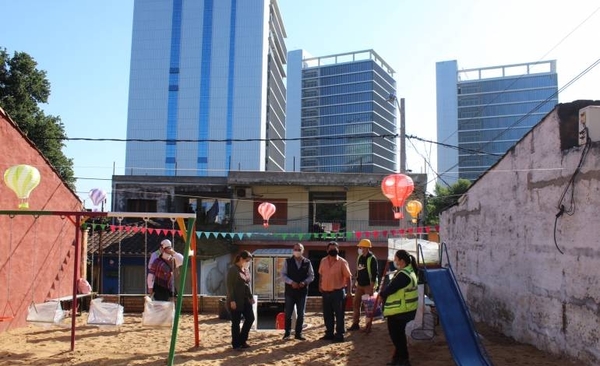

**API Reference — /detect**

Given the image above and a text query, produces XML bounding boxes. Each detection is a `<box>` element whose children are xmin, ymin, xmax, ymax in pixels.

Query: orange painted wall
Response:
<box><xmin>0</xmin><ymin>110</ymin><xmax>82</xmax><ymax>331</ymax></box>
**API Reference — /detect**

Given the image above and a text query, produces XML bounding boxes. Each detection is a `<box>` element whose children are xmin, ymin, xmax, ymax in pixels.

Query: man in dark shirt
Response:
<box><xmin>280</xmin><ymin>243</ymin><xmax>314</xmax><ymax>340</ymax></box>
<box><xmin>349</xmin><ymin>239</ymin><xmax>378</xmax><ymax>331</ymax></box>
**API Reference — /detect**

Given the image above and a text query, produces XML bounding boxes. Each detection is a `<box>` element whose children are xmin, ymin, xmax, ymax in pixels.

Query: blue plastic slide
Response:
<box><xmin>422</xmin><ymin>244</ymin><xmax>493</xmax><ymax>366</ymax></box>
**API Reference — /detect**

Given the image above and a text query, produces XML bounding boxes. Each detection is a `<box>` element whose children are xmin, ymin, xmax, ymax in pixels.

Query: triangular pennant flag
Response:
<box><xmin>110</xmin><ymin>225</ymin><xmax>116</xmax><ymax>232</ymax></box>
<box><xmin>355</xmin><ymin>231</ymin><xmax>362</xmax><ymax>239</ymax></box>
<box><xmin>148</xmin><ymin>228</ymin><xmax>155</xmax><ymax>234</ymax></box>
<box><xmin>407</xmin><ymin>228</ymin><xmax>413</xmax><ymax>234</ymax></box>
<box><xmin>246</xmin><ymin>233</ymin><xmax>253</xmax><ymax>238</ymax></box>
<box><xmin>233</xmin><ymin>233</ymin><xmax>242</xmax><ymax>240</ymax></box>
<box><xmin>390</xmin><ymin>229</ymin><xmax>396</xmax><ymax>236</ymax></box>
<box><xmin>209</xmin><ymin>232</ymin><xmax>216</xmax><ymax>238</ymax></box>
<box><xmin>139</xmin><ymin>227</ymin><xmax>146</xmax><ymax>233</ymax></box>
<box><xmin>364</xmin><ymin>231</ymin><xmax>370</xmax><ymax>238</ymax></box>
<box><xmin>435</xmin><ymin>225</ymin><xmax>440</xmax><ymax>232</ymax></box>
<box><xmin>372</xmin><ymin>231</ymin><xmax>379</xmax><ymax>238</ymax></box>
<box><xmin>399</xmin><ymin>229</ymin><xmax>405</xmax><ymax>235</ymax></box>
<box><xmin>81</xmin><ymin>223</ymin><xmax>88</xmax><ymax>230</ymax></box>
<box><xmin>178</xmin><ymin>230</ymin><xmax>183</xmax><ymax>237</ymax></box>
<box><xmin>169</xmin><ymin>229</ymin><xmax>175</xmax><ymax>236</ymax></box>
<box><xmin>425</xmin><ymin>227</ymin><xmax>431</xmax><ymax>233</ymax></box>
<box><xmin>100</xmin><ymin>224</ymin><xmax>106</xmax><ymax>230</ymax></box>
<box><xmin>132</xmin><ymin>226</ymin><xmax>140</xmax><ymax>233</ymax></box>
<box><xmin>346</xmin><ymin>232</ymin><xmax>353</xmax><ymax>240</ymax></box>
<box><xmin>417</xmin><ymin>227</ymin><xmax>423</xmax><ymax>233</ymax></box>
<box><xmin>282</xmin><ymin>234</ymin><xmax>288</xmax><ymax>240</ymax></box>
<box><xmin>382</xmin><ymin>230</ymin><xmax>388</xmax><ymax>237</ymax></box>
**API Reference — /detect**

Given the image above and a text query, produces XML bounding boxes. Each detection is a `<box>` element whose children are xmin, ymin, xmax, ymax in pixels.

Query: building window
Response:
<box><xmin>253</xmin><ymin>199</ymin><xmax>287</xmax><ymax>226</ymax></box>
<box><xmin>127</xmin><ymin>199</ymin><xmax>157</xmax><ymax>213</ymax></box>
<box><xmin>368</xmin><ymin>200</ymin><xmax>396</xmax><ymax>226</ymax></box>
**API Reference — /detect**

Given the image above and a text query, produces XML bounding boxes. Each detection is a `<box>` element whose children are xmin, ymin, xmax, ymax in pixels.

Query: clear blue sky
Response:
<box><xmin>1</xmin><ymin>0</ymin><xmax>600</xmax><ymax>207</ymax></box>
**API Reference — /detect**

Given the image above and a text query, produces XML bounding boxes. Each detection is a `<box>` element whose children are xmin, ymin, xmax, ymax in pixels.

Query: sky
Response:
<box><xmin>1</xmin><ymin>0</ymin><xmax>600</xmax><ymax>208</ymax></box>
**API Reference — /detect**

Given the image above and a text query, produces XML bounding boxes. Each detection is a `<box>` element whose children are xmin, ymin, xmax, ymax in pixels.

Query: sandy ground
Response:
<box><xmin>0</xmin><ymin>312</ymin><xmax>581</xmax><ymax>366</ymax></box>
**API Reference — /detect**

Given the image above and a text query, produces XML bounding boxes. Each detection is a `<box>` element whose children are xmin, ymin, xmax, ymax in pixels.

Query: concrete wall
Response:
<box><xmin>440</xmin><ymin>104</ymin><xmax>600</xmax><ymax>364</ymax></box>
<box><xmin>0</xmin><ymin>110</ymin><xmax>83</xmax><ymax>331</ymax></box>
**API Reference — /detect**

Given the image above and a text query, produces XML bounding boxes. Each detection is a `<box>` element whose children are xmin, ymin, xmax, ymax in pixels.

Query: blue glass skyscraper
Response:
<box><xmin>125</xmin><ymin>0</ymin><xmax>287</xmax><ymax>176</ymax></box>
<box><xmin>287</xmin><ymin>50</ymin><xmax>398</xmax><ymax>173</ymax></box>
<box><xmin>436</xmin><ymin>60</ymin><xmax>558</xmax><ymax>183</ymax></box>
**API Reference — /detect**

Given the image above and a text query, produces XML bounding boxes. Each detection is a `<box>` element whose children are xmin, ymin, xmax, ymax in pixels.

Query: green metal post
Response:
<box><xmin>166</xmin><ymin>217</ymin><xmax>196</xmax><ymax>366</ymax></box>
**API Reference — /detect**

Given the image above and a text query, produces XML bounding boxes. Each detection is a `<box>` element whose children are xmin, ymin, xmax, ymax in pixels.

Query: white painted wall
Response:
<box><xmin>440</xmin><ymin>106</ymin><xmax>600</xmax><ymax>364</ymax></box>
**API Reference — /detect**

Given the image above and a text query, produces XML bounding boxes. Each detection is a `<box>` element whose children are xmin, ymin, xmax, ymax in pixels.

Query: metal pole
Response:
<box><xmin>70</xmin><ymin>213</ymin><xmax>82</xmax><ymax>351</ymax></box>
<box><xmin>400</xmin><ymin>98</ymin><xmax>406</xmax><ymax>173</ymax></box>
<box><xmin>167</xmin><ymin>217</ymin><xmax>196</xmax><ymax>366</ymax></box>
<box><xmin>191</xmin><ymin>233</ymin><xmax>200</xmax><ymax>347</ymax></box>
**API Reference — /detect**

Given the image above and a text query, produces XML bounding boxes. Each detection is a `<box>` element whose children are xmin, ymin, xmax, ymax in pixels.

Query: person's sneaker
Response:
<box><xmin>332</xmin><ymin>336</ymin><xmax>345</xmax><ymax>343</ymax></box>
<box><xmin>348</xmin><ymin>324</ymin><xmax>360</xmax><ymax>331</ymax></box>
<box><xmin>282</xmin><ymin>332</ymin><xmax>290</xmax><ymax>340</ymax></box>
<box><xmin>320</xmin><ymin>335</ymin><xmax>334</xmax><ymax>340</ymax></box>
<box><xmin>294</xmin><ymin>335</ymin><xmax>306</xmax><ymax>341</ymax></box>
<box><xmin>240</xmin><ymin>343</ymin><xmax>250</xmax><ymax>349</ymax></box>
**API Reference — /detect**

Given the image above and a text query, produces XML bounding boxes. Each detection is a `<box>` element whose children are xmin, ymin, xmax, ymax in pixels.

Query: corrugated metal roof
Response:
<box><xmin>251</xmin><ymin>248</ymin><xmax>293</xmax><ymax>257</ymax></box>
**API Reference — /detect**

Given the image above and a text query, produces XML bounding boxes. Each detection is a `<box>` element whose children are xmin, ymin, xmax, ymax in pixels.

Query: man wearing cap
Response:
<box><xmin>349</xmin><ymin>238</ymin><xmax>378</xmax><ymax>331</ymax></box>
<box><xmin>147</xmin><ymin>239</ymin><xmax>184</xmax><ymax>301</ymax></box>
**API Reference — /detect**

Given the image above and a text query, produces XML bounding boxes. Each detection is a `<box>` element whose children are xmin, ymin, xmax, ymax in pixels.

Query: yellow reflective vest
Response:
<box><xmin>383</xmin><ymin>265</ymin><xmax>418</xmax><ymax>317</ymax></box>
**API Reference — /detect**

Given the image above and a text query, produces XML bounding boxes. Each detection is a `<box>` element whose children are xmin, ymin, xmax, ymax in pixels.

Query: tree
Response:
<box><xmin>0</xmin><ymin>48</ymin><xmax>75</xmax><ymax>188</ymax></box>
<box><xmin>424</xmin><ymin>179</ymin><xmax>472</xmax><ymax>225</ymax></box>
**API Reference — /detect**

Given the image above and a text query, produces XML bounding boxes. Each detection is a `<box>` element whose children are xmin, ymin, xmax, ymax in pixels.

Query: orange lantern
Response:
<box><xmin>381</xmin><ymin>174</ymin><xmax>414</xmax><ymax>219</ymax></box>
<box><xmin>257</xmin><ymin>202</ymin><xmax>276</xmax><ymax>228</ymax></box>
<box><xmin>405</xmin><ymin>200</ymin><xmax>423</xmax><ymax>224</ymax></box>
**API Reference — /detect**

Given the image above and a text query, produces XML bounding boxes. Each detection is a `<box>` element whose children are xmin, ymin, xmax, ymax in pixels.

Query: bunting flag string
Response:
<box><xmin>83</xmin><ymin>223</ymin><xmax>439</xmax><ymax>240</ymax></box>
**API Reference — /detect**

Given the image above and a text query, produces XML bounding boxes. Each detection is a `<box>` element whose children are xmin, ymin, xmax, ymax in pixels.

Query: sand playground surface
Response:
<box><xmin>0</xmin><ymin>312</ymin><xmax>582</xmax><ymax>366</ymax></box>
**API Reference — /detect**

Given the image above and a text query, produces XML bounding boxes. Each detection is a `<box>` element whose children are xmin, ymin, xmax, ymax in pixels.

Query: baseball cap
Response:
<box><xmin>161</xmin><ymin>239</ymin><xmax>172</xmax><ymax>249</ymax></box>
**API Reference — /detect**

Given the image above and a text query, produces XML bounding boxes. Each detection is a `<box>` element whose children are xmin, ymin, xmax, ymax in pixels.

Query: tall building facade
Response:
<box><xmin>436</xmin><ymin>60</ymin><xmax>558</xmax><ymax>183</ymax></box>
<box><xmin>125</xmin><ymin>0</ymin><xmax>286</xmax><ymax>176</ymax></box>
<box><xmin>286</xmin><ymin>50</ymin><xmax>398</xmax><ymax>173</ymax></box>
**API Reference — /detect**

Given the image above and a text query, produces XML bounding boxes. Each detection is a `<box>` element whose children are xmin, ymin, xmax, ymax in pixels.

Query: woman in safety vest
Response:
<box><xmin>378</xmin><ymin>250</ymin><xmax>419</xmax><ymax>366</ymax></box>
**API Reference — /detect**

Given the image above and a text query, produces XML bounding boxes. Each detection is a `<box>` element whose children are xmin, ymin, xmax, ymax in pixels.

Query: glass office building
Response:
<box><xmin>125</xmin><ymin>0</ymin><xmax>287</xmax><ymax>176</ymax></box>
<box><xmin>287</xmin><ymin>50</ymin><xmax>398</xmax><ymax>173</ymax></box>
<box><xmin>436</xmin><ymin>60</ymin><xmax>558</xmax><ymax>183</ymax></box>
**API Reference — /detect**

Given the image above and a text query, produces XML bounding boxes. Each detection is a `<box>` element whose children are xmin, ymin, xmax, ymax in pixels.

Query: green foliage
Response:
<box><xmin>0</xmin><ymin>48</ymin><xmax>75</xmax><ymax>188</ymax></box>
<box><xmin>424</xmin><ymin>179</ymin><xmax>472</xmax><ymax>225</ymax></box>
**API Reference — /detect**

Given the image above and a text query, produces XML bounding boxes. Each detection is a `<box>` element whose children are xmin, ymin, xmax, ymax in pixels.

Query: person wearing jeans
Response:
<box><xmin>281</xmin><ymin>243</ymin><xmax>314</xmax><ymax>340</ymax></box>
<box><xmin>318</xmin><ymin>242</ymin><xmax>352</xmax><ymax>343</ymax></box>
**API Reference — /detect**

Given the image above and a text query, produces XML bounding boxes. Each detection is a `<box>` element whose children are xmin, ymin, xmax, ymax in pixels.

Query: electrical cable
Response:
<box><xmin>553</xmin><ymin>128</ymin><xmax>591</xmax><ymax>254</ymax></box>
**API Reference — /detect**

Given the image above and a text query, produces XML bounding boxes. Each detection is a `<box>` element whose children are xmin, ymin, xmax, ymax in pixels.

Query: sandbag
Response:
<box><xmin>141</xmin><ymin>296</ymin><xmax>174</xmax><ymax>327</ymax></box>
<box><xmin>27</xmin><ymin>301</ymin><xmax>65</xmax><ymax>325</ymax></box>
<box><xmin>87</xmin><ymin>297</ymin><xmax>124</xmax><ymax>326</ymax></box>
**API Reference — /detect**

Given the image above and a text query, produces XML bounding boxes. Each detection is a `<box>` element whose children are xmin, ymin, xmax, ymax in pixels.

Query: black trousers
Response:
<box><xmin>386</xmin><ymin>311</ymin><xmax>416</xmax><ymax>362</ymax></box>
<box><xmin>230</xmin><ymin>301</ymin><xmax>255</xmax><ymax>349</ymax></box>
<box><xmin>284</xmin><ymin>292</ymin><xmax>307</xmax><ymax>335</ymax></box>
<box><xmin>321</xmin><ymin>288</ymin><xmax>346</xmax><ymax>338</ymax></box>
<box><xmin>153</xmin><ymin>284</ymin><xmax>173</xmax><ymax>301</ymax></box>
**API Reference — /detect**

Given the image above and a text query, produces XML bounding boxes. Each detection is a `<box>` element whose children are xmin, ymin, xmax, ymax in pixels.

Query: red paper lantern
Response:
<box><xmin>381</xmin><ymin>174</ymin><xmax>414</xmax><ymax>219</ymax></box>
<box><xmin>257</xmin><ymin>202</ymin><xmax>276</xmax><ymax>228</ymax></box>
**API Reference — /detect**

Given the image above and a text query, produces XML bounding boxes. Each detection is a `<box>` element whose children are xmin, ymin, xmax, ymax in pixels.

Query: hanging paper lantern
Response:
<box><xmin>88</xmin><ymin>188</ymin><xmax>107</xmax><ymax>211</ymax></box>
<box><xmin>3</xmin><ymin>164</ymin><xmax>41</xmax><ymax>209</ymax></box>
<box><xmin>257</xmin><ymin>202</ymin><xmax>276</xmax><ymax>228</ymax></box>
<box><xmin>381</xmin><ymin>174</ymin><xmax>414</xmax><ymax>219</ymax></box>
<box><xmin>405</xmin><ymin>200</ymin><xmax>423</xmax><ymax>223</ymax></box>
